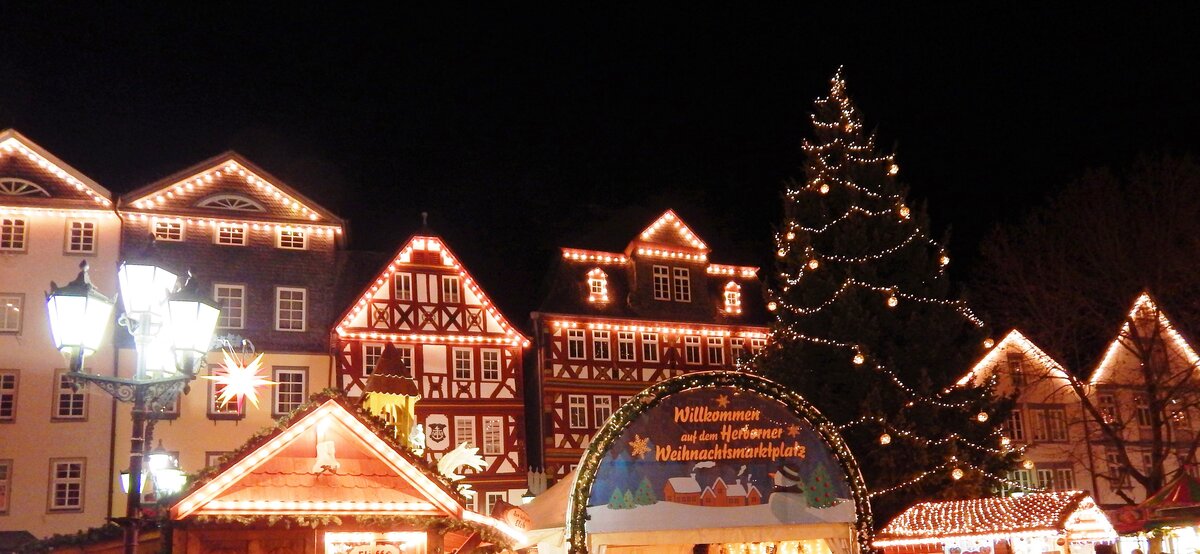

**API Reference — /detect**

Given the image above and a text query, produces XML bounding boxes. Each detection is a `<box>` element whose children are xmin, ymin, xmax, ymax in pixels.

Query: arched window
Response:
<box><xmin>723</xmin><ymin>281</ymin><xmax>742</xmax><ymax>315</ymax></box>
<box><xmin>0</xmin><ymin>178</ymin><xmax>50</xmax><ymax>197</ymax></box>
<box><xmin>587</xmin><ymin>268</ymin><xmax>609</xmax><ymax>303</ymax></box>
<box><xmin>195</xmin><ymin>193</ymin><xmax>265</xmax><ymax>212</ymax></box>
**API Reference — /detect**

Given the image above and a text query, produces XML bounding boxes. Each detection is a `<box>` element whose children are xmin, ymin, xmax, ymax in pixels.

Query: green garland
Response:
<box><xmin>564</xmin><ymin>371</ymin><xmax>874</xmax><ymax>554</ymax></box>
<box><xmin>15</xmin><ymin>523</ymin><xmax>125</xmax><ymax>554</ymax></box>
<box><xmin>180</xmin><ymin>389</ymin><xmax>463</xmax><ymax>505</ymax></box>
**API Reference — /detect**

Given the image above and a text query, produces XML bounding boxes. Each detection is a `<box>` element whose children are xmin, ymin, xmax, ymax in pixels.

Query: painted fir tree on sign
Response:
<box><xmin>755</xmin><ymin>69</ymin><xmax>1018</xmax><ymax>522</ymax></box>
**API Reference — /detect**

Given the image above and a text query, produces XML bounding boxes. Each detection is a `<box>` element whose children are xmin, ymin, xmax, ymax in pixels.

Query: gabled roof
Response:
<box><xmin>874</xmin><ymin>492</ymin><xmax>1116</xmax><ymax>546</ymax></box>
<box><xmin>119</xmin><ymin>151</ymin><xmax>343</xmax><ymax>226</ymax></box>
<box><xmin>956</xmin><ymin>329</ymin><xmax>1073</xmax><ymax>387</ymax></box>
<box><xmin>627</xmin><ymin>209</ymin><xmax>710</xmax><ymax>255</ymax></box>
<box><xmin>335</xmin><ymin>234</ymin><xmax>529</xmax><ymax>346</ymax></box>
<box><xmin>0</xmin><ymin>129</ymin><xmax>112</xmax><ymax>209</ymax></box>
<box><xmin>1090</xmin><ymin>292</ymin><xmax>1200</xmax><ymax>384</ymax></box>
<box><xmin>172</xmin><ymin>397</ymin><xmax>463</xmax><ymax>519</ymax></box>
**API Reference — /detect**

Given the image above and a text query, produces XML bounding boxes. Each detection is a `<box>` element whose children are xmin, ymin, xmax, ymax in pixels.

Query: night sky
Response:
<box><xmin>3</xmin><ymin>6</ymin><xmax>1198</xmax><ymax>322</ymax></box>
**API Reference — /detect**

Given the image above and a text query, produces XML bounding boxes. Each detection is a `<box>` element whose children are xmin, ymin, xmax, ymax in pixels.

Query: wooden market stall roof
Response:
<box><xmin>873</xmin><ymin>491</ymin><xmax>1117</xmax><ymax>547</ymax></box>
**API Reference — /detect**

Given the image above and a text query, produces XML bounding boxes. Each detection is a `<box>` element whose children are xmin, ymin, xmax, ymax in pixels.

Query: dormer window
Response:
<box><xmin>587</xmin><ymin>268</ymin><xmax>609</xmax><ymax>303</ymax></box>
<box><xmin>723</xmin><ymin>282</ymin><xmax>742</xmax><ymax>315</ymax></box>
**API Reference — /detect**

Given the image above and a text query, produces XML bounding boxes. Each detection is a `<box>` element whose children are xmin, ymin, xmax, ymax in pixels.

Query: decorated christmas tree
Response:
<box><xmin>755</xmin><ymin>70</ymin><xmax>1018</xmax><ymax>522</ymax></box>
<box><xmin>805</xmin><ymin>463</ymin><xmax>836</xmax><ymax>509</ymax></box>
<box><xmin>634</xmin><ymin>477</ymin><xmax>657</xmax><ymax>505</ymax></box>
<box><xmin>609</xmin><ymin>487</ymin><xmax>629</xmax><ymax>509</ymax></box>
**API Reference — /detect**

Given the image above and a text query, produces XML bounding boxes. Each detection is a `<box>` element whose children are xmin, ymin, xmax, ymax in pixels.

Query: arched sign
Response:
<box><xmin>566</xmin><ymin>371</ymin><xmax>872</xmax><ymax>554</ymax></box>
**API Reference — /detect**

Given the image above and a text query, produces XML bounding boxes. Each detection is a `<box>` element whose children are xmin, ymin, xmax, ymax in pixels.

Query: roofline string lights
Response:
<box><xmin>135</xmin><ymin>214</ymin><xmax>340</xmax><ymax>237</ymax></box>
<box><xmin>1090</xmin><ymin>292</ymin><xmax>1200</xmax><ymax>384</ymax></box>
<box><xmin>0</xmin><ymin>137</ymin><xmax>112</xmax><ymax>207</ymax></box>
<box><xmin>956</xmin><ymin>329</ymin><xmax>1074</xmax><ymax>387</ymax></box>
<box><xmin>550</xmin><ymin>319</ymin><xmax>769</xmax><ymax>339</ymax></box>
<box><xmin>336</xmin><ymin>236</ymin><xmax>530</xmax><ymax>347</ymax></box>
<box><xmin>127</xmin><ymin>159</ymin><xmax>326</xmax><ymax>222</ymax></box>
<box><xmin>637</xmin><ymin>210</ymin><xmax>709</xmax><ymax>251</ymax></box>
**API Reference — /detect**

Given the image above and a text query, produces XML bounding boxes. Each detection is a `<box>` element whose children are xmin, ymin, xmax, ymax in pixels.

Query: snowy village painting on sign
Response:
<box><xmin>586</xmin><ymin>386</ymin><xmax>856</xmax><ymax>533</ymax></box>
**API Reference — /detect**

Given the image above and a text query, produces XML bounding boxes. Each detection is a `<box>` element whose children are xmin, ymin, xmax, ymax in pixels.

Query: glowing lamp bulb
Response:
<box><xmin>983</xmin><ymin>338</ymin><xmax>996</xmax><ymax>349</ymax></box>
<box><xmin>951</xmin><ymin>467</ymin><xmax>964</xmax><ymax>480</ymax></box>
<box><xmin>879</xmin><ymin>433</ymin><xmax>891</xmax><ymax>446</ymax></box>
<box><xmin>767</xmin><ymin>301</ymin><xmax>778</xmax><ymax>312</ymax></box>
<box><xmin>777</xmin><ymin>248</ymin><xmax>787</xmax><ymax>257</ymax></box>
<box><xmin>785</xmin><ymin>231</ymin><xmax>796</xmax><ymax>241</ymax></box>
<box><xmin>819</xmin><ymin>183</ymin><xmax>830</xmax><ymax>194</ymax></box>
<box><xmin>852</xmin><ymin>352</ymin><xmax>865</xmax><ymax>365</ymax></box>
<box><xmin>886</xmin><ymin>296</ymin><xmax>899</xmax><ymax>308</ymax></box>
<box><xmin>898</xmin><ymin>205</ymin><xmax>911</xmax><ymax>219</ymax></box>
<box><xmin>889</xmin><ymin>164</ymin><xmax>900</xmax><ymax>176</ymax></box>
<box><xmin>1023</xmin><ymin>459</ymin><xmax>1035</xmax><ymax>470</ymax></box>
<box><xmin>807</xmin><ymin>259</ymin><xmax>819</xmax><ymax>270</ymax></box>
<box><xmin>940</xmin><ymin>255</ymin><xmax>951</xmax><ymax>266</ymax></box>
<box><xmin>976</xmin><ymin>411</ymin><xmax>989</xmax><ymax>422</ymax></box>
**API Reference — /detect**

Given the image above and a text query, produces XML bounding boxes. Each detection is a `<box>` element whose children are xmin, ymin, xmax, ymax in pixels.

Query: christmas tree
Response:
<box><xmin>805</xmin><ymin>463</ymin><xmax>836</xmax><ymax>509</ymax></box>
<box><xmin>609</xmin><ymin>487</ymin><xmax>628</xmax><ymax>509</ymax></box>
<box><xmin>756</xmin><ymin>70</ymin><xmax>1018</xmax><ymax>522</ymax></box>
<box><xmin>634</xmin><ymin>477</ymin><xmax>657</xmax><ymax>505</ymax></box>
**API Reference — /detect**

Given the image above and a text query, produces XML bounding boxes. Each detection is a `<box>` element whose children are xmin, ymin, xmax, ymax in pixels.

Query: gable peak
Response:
<box><xmin>628</xmin><ymin>209</ymin><xmax>710</xmax><ymax>259</ymax></box>
<box><xmin>0</xmin><ymin>129</ymin><xmax>112</xmax><ymax>208</ymax></box>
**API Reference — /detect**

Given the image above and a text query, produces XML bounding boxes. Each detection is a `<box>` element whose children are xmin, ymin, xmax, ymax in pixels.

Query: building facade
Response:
<box><xmin>332</xmin><ymin>234</ymin><xmax>530</xmax><ymax>514</ymax></box>
<box><xmin>0</xmin><ymin>130</ymin><xmax>123</xmax><ymax>536</ymax></box>
<box><xmin>530</xmin><ymin>210</ymin><xmax>769</xmax><ymax>476</ymax></box>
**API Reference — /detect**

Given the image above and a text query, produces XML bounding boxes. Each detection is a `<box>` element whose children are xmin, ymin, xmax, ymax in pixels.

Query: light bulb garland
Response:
<box><xmin>843</xmin><ymin>416</ymin><xmax>1016</xmax><ymax>456</ymax></box>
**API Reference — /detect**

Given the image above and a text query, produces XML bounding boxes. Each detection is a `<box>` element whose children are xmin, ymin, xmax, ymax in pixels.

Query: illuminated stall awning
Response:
<box><xmin>874</xmin><ymin>491</ymin><xmax>1117</xmax><ymax>549</ymax></box>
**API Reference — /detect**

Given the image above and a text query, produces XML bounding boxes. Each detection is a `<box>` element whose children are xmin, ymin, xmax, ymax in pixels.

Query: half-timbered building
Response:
<box><xmin>332</xmin><ymin>233</ymin><xmax>530</xmax><ymax>513</ymax></box>
<box><xmin>530</xmin><ymin>209</ymin><xmax>770</xmax><ymax>476</ymax></box>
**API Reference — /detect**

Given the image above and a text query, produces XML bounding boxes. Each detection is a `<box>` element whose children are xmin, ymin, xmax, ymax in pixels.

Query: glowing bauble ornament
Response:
<box><xmin>1023</xmin><ymin>459</ymin><xmax>1035</xmax><ymax>470</ymax></box>
<box><xmin>984</xmin><ymin>338</ymin><xmax>996</xmax><ymax>349</ymax></box>
<box><xmin>940</xmin><ymin>255</ymin><xmax>951</xmax><ymax>266</ymax></box>
<box><xmin>879</xmin><ymin>433</ymin><xmax>892</xmax><ymax>445</ymax></box>
<box><xmin>886</xmin><ymin>296</ymin><xmax>899</xmax><ymax>308</ymax></box>
<box><xmin>819</xmin><ymin>183</ymin><xmax>830</xmax><ymax>194</ymax></box>
<box><xmin>898</xmin><ymin>205</ymin><xmax>911</xmax><ymax>219</ymax></box>
<box><xmin>807</xmin><ymin>259</ymin><xmax>819</xmax><ymax>270</ymax></box>
<box><xmin>889</xmin><ymin>164</ymin><xmax>900</xmax><ymax>176</ymax></box>
<box><xmin>786</xmin><ymin>231</ymin><xmax>796</xmax><ymax>241</ymax></box>
<box><xmin>976</xmin><ymin>411</ymin><xmax>989</xmax><ymax>422</ymax></box>
<box><xmin>1001</xmin><ymin>436</ymin><xmax>1011</xmax><ymax>447</ymax></box>
<box><xmin>777</xmin><ymin>249</ymin><xmax>786</xmax><ymax>257</ymax></box>
<box><xmin>852</xmin><ymin>352</ymin><xmax>865</xmax><ymax>365</ymax></box>
<box><xmin>767</xmin><ymin>301</ymin><xmax>778</xmax><ymax>312</ymax></box>
<box><xmin>951</xmin><ymin>467</ymin><xmax>964</xmax><ymax>480</ymax></box>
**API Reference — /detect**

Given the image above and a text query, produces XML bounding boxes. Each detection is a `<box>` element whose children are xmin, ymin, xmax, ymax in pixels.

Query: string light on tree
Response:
<box><xmin>976</xmin><ymin>412</ymin><xmax>989</xmax><ymax>423</ymax></box>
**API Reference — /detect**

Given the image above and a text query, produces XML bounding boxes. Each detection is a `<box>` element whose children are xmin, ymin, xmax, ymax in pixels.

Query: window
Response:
<box><xmin>568</xmin><ymin>395</ymin><xmax>587</xmax><ymax>429</ymax></box>
<box><xmin>1036</xmin><ymin>469</ymin><xmax>1055</xmax><ymax>489</ymax></box>
<box><xmin>49</xmin><ymin>459</ymin><xmax>84</xmax><ymax>512</ymax></box>
<box><xmin>652</xmin><ymin>266</ymin><xmax>670</xmax><ymax>300</ymax></box>
<box><xmin>594</xmin><ymin>396</ymin><xmax>612</xmax><ymax>426</ymax></box>
<box><xmin>1055</xmin><ymin>468</ymin><xmax>1076</xmax><ymax>490</ymax></box>
<box><xmin>684</xmin><ymin>336</ymin><xmax>701</xmax><ymax>364</ymax></box>
<box><xmin>208</xmin><ymin>378</ymin><xmax>244</xmax><ymax>419</ymax></box>
<box><xmin>1107</xmin><ymin>452</ymin><xmax>1130</xmax><ymax>488</ymax></box>
<box><xmin>153</xmin><ymin>220</ymin><xmax>183</xmax><ymax>241</ymax></box>
<box><xmin>275</xmin><ymin>287</ymin><xmax>306</xmax><ymax>331</ymax></box>
<box><xmin>1032</xmin><ymin>408</ymin><xmax>1068</xmax><ymax>442</ymax></box>
<box><xmin>453</xmin><ymin>349</ymin><xmax>473</xmax><ymax>380</ymax></box>
<box><xmin>592</xmin><ymin>330</ymin><xmax>611</xmax><ymax>361</ymax></box>
<box><xmin>641</xmin><ymin>333</ymin><xmax>659</xmax><ymax>362</ymax></box>
<box><xmin>673</xmin><ymin>268</ymin><xmax>691</xmax><ymax>302</ymax></box>
<box><xmin>1099</xmin><ymin>394</ymin><xmax>1118</xmax><ymax>424</ymax></box>
<box><xmin>587</xmin><ymin>268</ymin><xmax>608</xmax><ymax>303</ymax></box>
<box><xmin>205</xmin><ymin>451</ymin><xmax>232</xmax><ymax>468</ymax></box>
<box><xmin>483</xmin><ymin>416</ymin><xmax>503</xmax><ymax>455</ymax></box>
<box><xmin>0</xmin><ymin>370</ymin><xmax>15</xmax><ymax>422</ymax></box>
<box><xmin>0</xmin><ymin>459</ymin><xmax>10</xmax><ymax>515</ymax></box>
<box><xmin>363</xmin><ymin>344</ymin><xmax>385</xmax><ymax>375</ymax></box>
<box><xmin>708</xmin><ymin>337</ymin><xmax>725</xmax><ymax>365</ymax></box>
<box><xmin>272</xmin><ymin>368</ymin><xmax>307</xmax><ymax>416</ymax></box>
<box><xmin>464</xmin><ymin>492</ymin><xmax>477</xmax><ymax>512</ymax></box>
<box><xmin>66</xmin><ymin>220</ymin><xmax>96</xmax><ymax>253</ymax></box>
<box><xmin>618</xmin><ymin>332</ymin><xmax>636</xmax><ymax>361</ymax></box>
<box><xmin>1007</xmin><ymin>352</ymin><xmax>1027</xmax><ymax>385</ymax></box>
<box><xmin>1008</xmin><ymin>469</ymin><xmax>1033</xmax><ymax>491</ymax></box>
<box><xmin>485</xmin><ymin>491</ymin><xmax>506</xmax><ymax>516</ymax></box>
<box><xmin>454</xmin><ymin>416</ymin><xmax>476</xmax><ymax>448</ymax></box>
<box><xmin>481</xmin><ymin>350</ymin><xmax>501</xmax><ymax>381</ymax></box>
<box><xmin>215</xmin><ymin>223</ymin><xmax>247</xmax><ymax>246</ymax></box>
<box><xmin>395</xmin><ymin>346</ymin><xmax>414</xmax><ymax>373</ymax></box>
<box><xmin>442</xmin><ymin>276</ymin><xmax>461</xmax><ymax>303</ymax></box>
<box><xmin>0</xmin><ymin>217</ymin><xmax>27</xmax><ymax>251</ymax></box>
<box><xmin>619</xmin><ymin>395</ymin><xmax>633</xmax><ymax>405</ymax></box>
<box><xmin>213</xmin><ymin>284</ymin><xmax>245</xmax><ymax>329</ymax></box>
<box><xmin>148</xmin><ymin>394</ymin><xmax>180</xmax><ymax>420</ymax></box>
<box><xmin>53</xmin><ymin>371</ymin><xmax>86</xmax><ymax>420</ymax></box>
<box><xmin>1006</xmin><ymin>409</ymin><xmax>1026</xmax><ymax>442</ymax></box>
<box><xmin>1</xmin><ymin>293</ymin><xmax>21</xmax><ymax>333</ymax></box>
<box><xmin>395</xmin><ymin>273</ymin><xmax>413</xmax><ymax>301</ymax></box>
<box><xmin>567</xmin><ymin>329</ymin><xmax>586</xmax><ymax>360</ymax></box>
<box><xmin>1136</xmin><ymin>396</ymin><xmax>1152</xmax><ymax>427</ymax></box>
<box><xmin>723</xmin><ymin>282</ymin><xmax>742</xmax><ymax>314</ymax></box>
<box><xmin>277</xmin><ymin>228</ymin><xmax>306</xmax><ymax>249</ymax></box>
<box><xmin>731</xmin><ymin>339</ymin><xmax>745</xmax><ymax>362</ymax></box>
<box><xmin>751</xmin><ymin>338</ymin><xmax>766</xmax><ymax>352</ymax></box>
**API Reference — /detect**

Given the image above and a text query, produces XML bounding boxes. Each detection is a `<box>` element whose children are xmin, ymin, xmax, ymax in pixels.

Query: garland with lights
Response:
<box><xmin>754</xmin><ymin>69</ymin><xmax>1019</xmax><ymax>522</ymax></box>
<box><xmin>564</xmin><ymin>371</ymin><xmax>874</xmax><ymax>554</ymax></box>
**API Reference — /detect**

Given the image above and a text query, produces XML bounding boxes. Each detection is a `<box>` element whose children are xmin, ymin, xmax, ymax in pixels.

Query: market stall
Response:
<box><xmin>1109</xmin><ymin>473</ymin><xmax>1200</xmax><ymax>554</ymax></box>
<box><xmin>873</xmin><ymin>492</ymin><xmax>1116</xmax><ymax>554</ymax></box>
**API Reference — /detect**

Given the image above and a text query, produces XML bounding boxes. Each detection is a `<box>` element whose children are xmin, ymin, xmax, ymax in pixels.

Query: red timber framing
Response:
<box><xmin>332</xmin><ymin>235</ymin><xmax>530</xmax><ymax>508</ymax></box>
<box><xmin>533</xmin><ymin>209</ymin><xmax>770</xmax><ymax>477</ymax></box>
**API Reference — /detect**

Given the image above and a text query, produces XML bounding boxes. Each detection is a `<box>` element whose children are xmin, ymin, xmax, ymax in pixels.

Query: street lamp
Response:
<box><xmin>120</xmin><ymin>442</ymin><xmax>188</xmax><ymax>503</ymax></box>
<box><xmin>46</xmin><ymin>260</ymin><xmax>219</xmax><ymax>554</ymax></box>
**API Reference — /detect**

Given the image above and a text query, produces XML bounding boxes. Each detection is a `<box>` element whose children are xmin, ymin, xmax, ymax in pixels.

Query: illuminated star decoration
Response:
<box><xmin>716</xmin><ymin>394</ymin><xmax>730</xmax><ymax>408</ymax></box>
<box><xmin>203</xmin><ymin>351</ymin><xmax>275</xmax><ymax>409</ymax></box>
<box><xmin>787</xmin><ymin>425</ymin><xmax>800</xmax><ymax>438</ymax></box>
<box><xmin>628</xmin><ymin>434</ymin><xmax>650</xmax><ymax>459</ymax></box>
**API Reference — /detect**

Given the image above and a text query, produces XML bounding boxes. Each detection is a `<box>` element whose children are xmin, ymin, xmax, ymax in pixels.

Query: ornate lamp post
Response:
<box><xmin>46</xmin><ymin>260</ymin><xmax>219</xmax><ymax>554</ymax></box>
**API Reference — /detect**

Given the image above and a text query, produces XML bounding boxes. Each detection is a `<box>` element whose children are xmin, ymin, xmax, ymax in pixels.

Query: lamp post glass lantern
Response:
<box><xmin>45</xmin><ymin>260</ymin><xmax>220</xmax><ymax>554</ymax></box>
